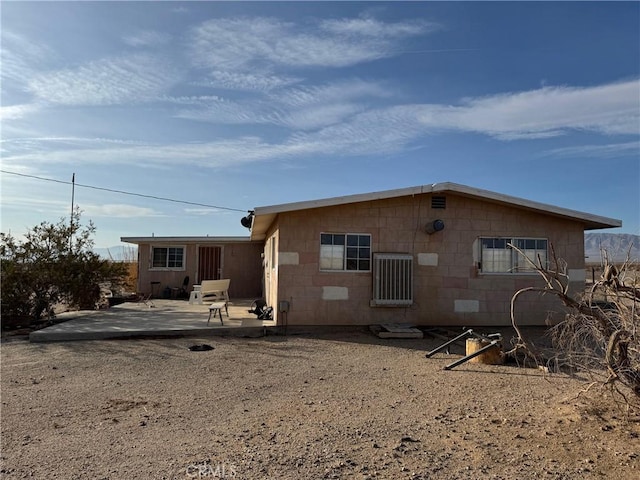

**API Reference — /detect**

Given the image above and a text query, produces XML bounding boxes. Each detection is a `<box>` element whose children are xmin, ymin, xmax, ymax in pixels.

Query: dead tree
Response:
<box><xmin>508</xmin><ymin>243</ymin><xmax>640</xmax><ymax>408</ymax></box>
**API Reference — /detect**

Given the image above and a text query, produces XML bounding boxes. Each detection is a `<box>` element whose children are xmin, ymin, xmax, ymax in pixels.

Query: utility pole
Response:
<box><xmin>70</xmin><ymin>172</ymin><xmax>75</xmax><ymax>251</ymax></box>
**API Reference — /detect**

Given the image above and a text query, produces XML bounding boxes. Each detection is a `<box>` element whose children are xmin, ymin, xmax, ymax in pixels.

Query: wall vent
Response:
<box><xmin>431</xmin><ymin>196</ymin><xmax>446</xmax><ymax>209</ymax></box>
<box><xmin>371</xmin><ymin>253</ymin><xmax>413</xmax><ymax>306</ymax></box>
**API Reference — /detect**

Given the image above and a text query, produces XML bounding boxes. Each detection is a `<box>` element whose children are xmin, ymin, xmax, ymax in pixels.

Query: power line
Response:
<box><xmin>0</xmin><ymin>169</ymin><xmax>247</xmax><ymax>212</ymax></box>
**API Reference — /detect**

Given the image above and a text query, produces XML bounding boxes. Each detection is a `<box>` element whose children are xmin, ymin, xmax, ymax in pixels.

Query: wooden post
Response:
<box><xmin>465</xmin><ymin>338</ymin><xmax>503</xmax><ymax>365</ymax></box>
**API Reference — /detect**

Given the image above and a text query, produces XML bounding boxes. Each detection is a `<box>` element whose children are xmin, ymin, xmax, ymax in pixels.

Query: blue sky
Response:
<box><xmin>1</xmin><ymin>1</ymin><xmax>638</xmax><ymax>248</ymax></box>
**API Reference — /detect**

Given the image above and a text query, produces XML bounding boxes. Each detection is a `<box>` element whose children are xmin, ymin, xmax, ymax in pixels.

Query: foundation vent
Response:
<box><xmin>371</xmin><ymin>253</ymin><xmax>413</xmax><ymax>306</ymax></box>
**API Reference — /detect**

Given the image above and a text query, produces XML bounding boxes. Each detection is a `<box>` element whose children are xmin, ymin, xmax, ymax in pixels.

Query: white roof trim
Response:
<box><xmin>121</xmin><ymin>236</ymin><xmax>254</xmax><ymax>245</ymax></box>
<box><xmin>250</xmin><ymin>182</ymin><xmax>621</xmax><ymax>240</ymax></box>
<box><xmin>254</xmin><ymin>184</ymin><xmax>428</xmax><ymax>216</ymax></box>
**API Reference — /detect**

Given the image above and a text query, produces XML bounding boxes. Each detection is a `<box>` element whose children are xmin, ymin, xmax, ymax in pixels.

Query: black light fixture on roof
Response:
<box><xmin>240</xmin><ymin>210</ymin><xmax>255</xmax><ymax>229</ymax></box>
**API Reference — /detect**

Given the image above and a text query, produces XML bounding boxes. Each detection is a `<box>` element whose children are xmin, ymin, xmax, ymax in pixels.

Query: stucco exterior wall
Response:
<box><xmin>136</xmin><ymin>241</ymin><xmax>263</xmax><ymax>299</ymax></box>
<box><xmin>271</xmin><ymin>193</ymin><xmax>586</xmax><ymax>326</ymax></box>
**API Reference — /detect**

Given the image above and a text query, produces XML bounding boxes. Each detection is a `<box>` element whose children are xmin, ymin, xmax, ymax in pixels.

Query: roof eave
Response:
<box><xmin>435</xmin><ymin>183</ymin><xmax>622</xmax><ymax>230</ymax></box>
<box><xmin>248</xmin><ymin>182</ymin><xmax>622</xmax><ymax>239</ymax></box>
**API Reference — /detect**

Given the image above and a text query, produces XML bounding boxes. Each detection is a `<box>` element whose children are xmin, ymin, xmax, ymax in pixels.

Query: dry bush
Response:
<box><xmin>509</xmin><ymin>244</ymin><xmax>640</xmax><ymax>414</ymax></box>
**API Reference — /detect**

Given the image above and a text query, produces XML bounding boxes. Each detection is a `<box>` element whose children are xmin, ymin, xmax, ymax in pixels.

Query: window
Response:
<box><xmin>320</xmin><ymin>233</ymin><xmax>371</xmax><ymax>271</ymax></box>
<box><xmin>151</xmin><ymin>246</ymin><xmax>185</xmax><ymax>269</ymax></box>
<box><xmin>479</xmin><ymin>238</ymin><xmax>547</xmax><ymax>273</ymax></box>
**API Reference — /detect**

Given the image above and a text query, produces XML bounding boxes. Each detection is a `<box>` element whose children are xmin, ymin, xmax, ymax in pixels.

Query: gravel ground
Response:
<box><xmin>1</xmin><ymin>330</ymin><xmax>639</xmax><ymax>479</ymax></box>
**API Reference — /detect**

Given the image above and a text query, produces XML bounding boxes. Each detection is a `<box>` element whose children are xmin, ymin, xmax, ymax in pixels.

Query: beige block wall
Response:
<box><xmin>221</xmin><ymin>242</ymin><xmax>264</xmax><ymax>298</ymax></box>
<box><xmin>271</xmin><ymin>193</ymin><xmax>586</xmax><ymax>326</ymax></box>
<box><xmin>136</xmin><ymin>241</ymin><xmax>263</xmax><ymax>299</ymax></box>
<box><xmin>137</xmin><ymin>243</ymin><xmax>198</xmax><ymax>297</ymax></box>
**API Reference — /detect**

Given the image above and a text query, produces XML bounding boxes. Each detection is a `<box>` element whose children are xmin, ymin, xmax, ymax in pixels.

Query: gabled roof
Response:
<box><xmin>250</xmin><ymin>182</ymin><xmax>621</xmax><ymax>240</ymax></box>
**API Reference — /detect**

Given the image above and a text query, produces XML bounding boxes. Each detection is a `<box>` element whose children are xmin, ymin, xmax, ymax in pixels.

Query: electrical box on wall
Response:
<box><xmin>278</xmin><ymin>301</ymin><xmax>290</xmax><ymax>312</ymax></box>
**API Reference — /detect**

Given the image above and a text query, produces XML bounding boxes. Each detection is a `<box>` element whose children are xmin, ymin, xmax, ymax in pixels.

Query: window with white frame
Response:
<box><xmin>320</xmin><ymin>233</ymin><xmax>371</xmax><ymax>271</ymax></box>
<box><xmin>479</xmin><ymin>237</ymin><xmax>548</xmax><ymax>273</ymax></box>
<box><xmin>151</xmin><ymin>246</ymin><xmax>185</xmax><ymax>269</ymax></box>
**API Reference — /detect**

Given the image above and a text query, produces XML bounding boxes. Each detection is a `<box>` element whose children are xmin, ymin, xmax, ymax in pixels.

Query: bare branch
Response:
<box><xmin>509</xmin><ymin>243</ymin><xmax>640</xmax><ymax>410</ymax></box>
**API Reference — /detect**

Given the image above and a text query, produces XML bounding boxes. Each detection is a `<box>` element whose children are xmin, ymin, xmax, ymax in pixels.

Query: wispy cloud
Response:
<box><xmin>415</xmin><ymin>79</ymin><xmax>640</xmax><ymax>139</ymax></box>
<box><xmin>271</xmin><ymin>79</ymin><xmax>391</xmax><ymax>107</ymax></box>
<box><xmin>27</xmin><ymin>54</ymin><xmax>182</xmax><ymax>106</ymax></box>
<box><xmin>81</xmin><ymin>204</ymin><xmax>161</xmax><ymax>218</ymax></box>
<box><xmin>0</xmin><ymin>104</ymin><xmax>41</xmax><ymax>121</ymax></box>
<box><xmin>171</xmin><ymin>6</ymin><xmax>189</xmax><ymax>14</ymax></box>
<box><xmin>194</xmin><ymin>71</ymin><xmax>302</xmax><ymax>92</ymax></box>
<box><xmin>160</xmin><ymin>95</ymin><xmax>225</xmax><ymax>105</ymax></box>
<box><xmin>122</xmin><ymin>30</ymin><xmax>171</xmax><ymax>47</ymax></box>
<box><xmin>188</xmin><ymin>16</ymin><xmax>433</xmax><ymax>73</ymax></box>
<box><xmin>0</xmin><ymin>111</ymin><xmax>425</xmax><ymax>168</ymax></box>
<box><xmin>274</xmin><ymin>103</ymin><xmax>366</xmax><ymax>130</ymax></box>
<box><xmin>176</xmin><ymin>78</ymin><xmax>639</xmax><ymax>145</ymax></box>
<box><xmin>1</xmin><ymin>136</ymin><xmax>149</xmax><ymax>146</ymax></box>
<box><xmin>177</xmin><ymin>78</ymin><xmax>391</xmax><ymax>130</ymax></box>
<box><xmin>0</xmin><ymin>136</ymin><xmax>150</xmax><ymax>158</ymax></box>
<box><xmin>290</xmin><ymin>104</ymin><xmax>427</xmax><ymax>156</ymax></box>
<box><xmin>0</xmin><ymin>138</ymin><xmax>297</xmax><ymax>168</ymax></box>
<box><xmin>320</xmin><ymin>16</ymin><xmax>440</xmax><ymax>38</ymax></box>
<box><xmin>0</xmin><ymin>196</ymin><xmax>68</xmax><ymax>216</ymax></box>
<box><xmin>0</xmin><ymin>31</ymin><xmax>56</xmax><ymax>82</ymax></box>
<box><xmin>4</xmin><ymin>78</ymin><xmax>637</xmax><ymax>170</ymax></box>
<box><xmin>542</xmin><ymin>141</ymin><xmax>640</xmax><ymax>159</ymax></box>
<box><xmin>1</xmin><ymin>181</ymin><xmax>160</xmax><ymax>219</ymax></box>
<box><xmin>0</xmin><ymin>196</ymin><xmax>159</xmax><ymax>219</ymax></box>
<box><xmin>183</xmin><ymin>207</ymin><xmax>227</xmax><ymax>216</ymax></box>
<box><xmin>261</xmin><ymin>80</ymin><xmax>391</xmax><ymax>130</ymax></box>
<box><xmin>174</xmin><ymin>97</ymin><xmax>268</xmax><ymax>125</ymax></box>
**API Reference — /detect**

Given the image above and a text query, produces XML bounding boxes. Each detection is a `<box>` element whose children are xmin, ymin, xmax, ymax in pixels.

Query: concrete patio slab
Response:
<box><xmin>29</xmin><ymin>299</ymin><xmax>275</xmax><ymax>343</ymax></box>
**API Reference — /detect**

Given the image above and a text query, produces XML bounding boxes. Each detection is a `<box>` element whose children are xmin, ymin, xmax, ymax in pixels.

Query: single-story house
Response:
<box><xmin>247</xmin><ymin>182</ymin><xmax>621</xmax><ymax>327</ymax></box>
<box><xmin>120</xmin><ymin>236</ymin><xmax>263</xmax><ymax>299</ymax></box>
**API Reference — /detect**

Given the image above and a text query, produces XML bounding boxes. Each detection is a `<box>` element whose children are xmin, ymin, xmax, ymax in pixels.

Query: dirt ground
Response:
<box><xmin>1</xmin><ymin>329</ymin><xmax>639</xmax><ymax>479</ymax></box>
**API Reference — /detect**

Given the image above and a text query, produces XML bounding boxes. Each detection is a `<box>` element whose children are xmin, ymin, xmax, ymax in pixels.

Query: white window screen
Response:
<box><xmin>480</xmin><ymin>238</ymin><xmax>548</xmax><ymax>273</ymax></box>
<box><xmin>320</xmin><ymin>244</ymin><xmax>345</xmax><ymax>270</ymax></box>
<box><xmin>372</xmin><ymin>253</ymin><xmax>413</xmax><ymax>306</ymax></box>
<box><xmin>480</xmin><ymin>238</ymin><xmax>511</xmax><ymax>273</ymax></box>
<box><xmin>513</xmin><ymin>238</ymin><xmax>548</xmax><ymax>272</ymax></box>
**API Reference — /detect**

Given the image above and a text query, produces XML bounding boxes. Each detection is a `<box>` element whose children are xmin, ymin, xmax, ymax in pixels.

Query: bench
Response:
<box><xmin>195</xmin><ymin>279</ymin><xmax>230</xmax><ymax>316</ymax></box>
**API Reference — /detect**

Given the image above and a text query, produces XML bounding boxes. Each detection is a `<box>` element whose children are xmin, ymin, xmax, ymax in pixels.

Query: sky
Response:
<box><xmin>1</xmin><ymin>1</ymin><xmax>639</xmax><ymax>249</ymax></box>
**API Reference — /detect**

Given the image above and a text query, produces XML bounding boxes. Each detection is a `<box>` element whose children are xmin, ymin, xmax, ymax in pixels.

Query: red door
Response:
<box><xmin>198</xmin><ymin>246</ymin><xmax>221</xmax><ymax>281</ymax></box>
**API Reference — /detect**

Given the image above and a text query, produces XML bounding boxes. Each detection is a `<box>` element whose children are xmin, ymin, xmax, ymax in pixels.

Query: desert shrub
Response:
<box><xmin>1</xmin><ymin>210</ymin><xmax>128</xmax><ymax>323</ymax></box>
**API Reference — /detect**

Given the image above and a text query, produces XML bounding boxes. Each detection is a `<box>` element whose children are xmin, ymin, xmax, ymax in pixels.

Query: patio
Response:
<box><xmin>29</xmin><ymin>298</ymin><xmax>276</xmax><ymax>343</ymax></box>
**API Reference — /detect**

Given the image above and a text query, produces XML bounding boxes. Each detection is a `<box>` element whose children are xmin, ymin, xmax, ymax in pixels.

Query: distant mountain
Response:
<box><xmin>585</xmin><ymin>233</ymin><xmax>640</xmax><ymax>263</ymax></box>
<box><xmin>94</xmin><ymin>245</ymin><xmax>138</xmax><ymax>261</ymax></box>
